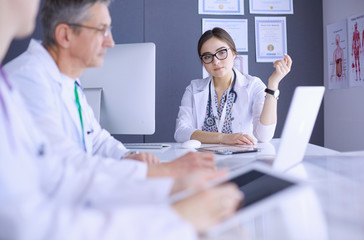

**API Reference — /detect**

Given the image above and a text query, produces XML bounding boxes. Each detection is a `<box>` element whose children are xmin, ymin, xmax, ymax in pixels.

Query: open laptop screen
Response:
<box><xmin>228</xmin><ymin>170</ymin><xmax>296</xmax><ymax>209</ymax></box>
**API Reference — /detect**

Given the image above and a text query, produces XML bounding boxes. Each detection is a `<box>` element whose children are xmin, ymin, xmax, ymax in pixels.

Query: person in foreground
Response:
<box><xmin>5</xmin><ymin>0</ymin><xmax>217</xmax><ymax>184</ymax></box>
<box><xmin>0</xmin><ymin>0</ymin><xmax>243</xmax><ymax>239</ymax></box>
<box><xmin>175</xmin><ymin>27</ymin><xmax>292</xmax><ymax>145</ymax></box>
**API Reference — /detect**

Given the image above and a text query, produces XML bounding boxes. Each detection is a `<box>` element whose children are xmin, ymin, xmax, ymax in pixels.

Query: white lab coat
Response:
<box><xmin>174</xmin><ymin>69</ymin><xmax>276</xmax><ymax>143</ymax></box>
<box><xmin>0</xmin><ymin>68</ymin><xmax>197</xmax><ymax>240</ymax></box>
<box><xmin>5</xmin><ymin>39</ymin><xmax>128</xmax><ymax>160</ymax></box>
<box><xmin>5</xmin><ymin>39</ymin><xmax>187</xmax><ymax>209</ymax></box>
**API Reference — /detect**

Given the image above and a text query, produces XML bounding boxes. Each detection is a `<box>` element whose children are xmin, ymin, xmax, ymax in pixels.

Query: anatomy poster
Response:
<box><xmin>326</xmin><ymin>20</ymin><xmax>348</xmax><ymax>89</ymax></box>
<box><xmin>348</xmin><ymin>12</ymin><xmax>364</xmax><ymax>87</ymax></box>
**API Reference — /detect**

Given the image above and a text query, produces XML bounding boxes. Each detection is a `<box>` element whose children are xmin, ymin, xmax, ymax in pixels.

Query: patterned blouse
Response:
<box><xmin>201</xmin><ymin>85</ymin><xmax>235</xmax><ymax>133</ymax></box>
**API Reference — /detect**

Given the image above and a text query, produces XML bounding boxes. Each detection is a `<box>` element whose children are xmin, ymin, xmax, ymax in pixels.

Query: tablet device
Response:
<box><xmin>204</xmin><ymin>164</ymin><xmax>302</xmax><ymax>236</ymax></box>
<box><xmin>197</xmin><ymin>145</ymin><xmax>258</xmax><ymax>155</ymax></box>
<box><xmin>169</xmin><ymin>163</ymin><xmax>299</xmax><ymax>209</ymax></box>
<box><xmin>227</xmin><ymin>168</ymin><xmax>295</xmax><ymax>209</ymax></box>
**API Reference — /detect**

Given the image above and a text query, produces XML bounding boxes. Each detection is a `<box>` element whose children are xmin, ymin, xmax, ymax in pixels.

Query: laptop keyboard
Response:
<box><xmin>124</xmin><ymin>143</ymin><xmax>170</xmax><ymax>149</ymax></box>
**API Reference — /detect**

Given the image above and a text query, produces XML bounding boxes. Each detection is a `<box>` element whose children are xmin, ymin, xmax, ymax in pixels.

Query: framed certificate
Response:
<box><xmin>199</xmin><ymin>0</ymin><xmax>244</xmax><ymax>15</ymax></box>
<box><xmin>255</xmin><ymin>17</ymin><xmax>287</xmax><ymax>62</ymax></box>
<box><xmin>202</xmin><ymin>18</ymin><xmax>248</xmax><ymax>52</ymax></box>
<box><xmin>249</xmin><ymin>0</ymin><xmax>294</xmax><ymax>14</ymax></box>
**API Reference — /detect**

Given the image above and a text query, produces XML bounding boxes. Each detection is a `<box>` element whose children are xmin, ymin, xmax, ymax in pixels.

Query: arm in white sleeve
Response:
<box><xmin>8</xmin><ymin>70</ymin><xmax>148</xmax><ymax>199</ymax></box>
<box><xmin>0</xmin><ymin>155</ymin><xmax>195</xmax><ymax>240</ymax></box>
<box><xmin>83</xmin><ymin>162</ymin><xmax>173</xmax><ymax>207</ymax></box>
<box><xmin>42</xmin><ymin>204</ymin><xmax>198</xmax><ymax>240</ymax></box>
<box><xmin>174</xmin><ymin>85</ymin><xmax>197</xmax><ymax>143</ymax></box>
<box><xmin>85</xmin><ymin>102</ymin><xmax>129</xmax><ymax>159</ymax></box>
<box><xmin>1</xmin><ymin>191</ymin><xmax>198</xmax><ymax>240</ymax></box>
<box><xmin>85</xmin><ymin>178</ymin><xmax>174</xmax><ymax>207</ymax></box>
<box><xmin>251</xmin><ymin>79</ymin><xmax>276</xmax><ymax>142</ymax></box>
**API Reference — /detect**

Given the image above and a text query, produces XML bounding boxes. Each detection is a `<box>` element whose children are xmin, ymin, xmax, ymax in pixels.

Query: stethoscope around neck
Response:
<box><xmin>205</xmin><ymin>69</ymin><xmax>237</xmax><ymax>127</ymax></box>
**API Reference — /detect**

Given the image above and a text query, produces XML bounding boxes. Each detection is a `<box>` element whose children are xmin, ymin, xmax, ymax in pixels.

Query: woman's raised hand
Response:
<box><xmin>268</xmin><ymin>54</ymin><xmax>292</xmax><ymax>89</ymax></box>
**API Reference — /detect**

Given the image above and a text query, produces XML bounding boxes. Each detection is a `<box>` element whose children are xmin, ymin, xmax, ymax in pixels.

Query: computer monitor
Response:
<box><xmin>80</xmin><ymin>43</ymin><xmax>156</xmax><ymax>134</ymax></box>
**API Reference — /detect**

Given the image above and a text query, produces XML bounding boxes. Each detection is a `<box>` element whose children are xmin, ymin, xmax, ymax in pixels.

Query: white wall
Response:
<box><xmin>323</xmin><ymin>0</ymin><xmax>364</xmax><ymax>151</ymax></box>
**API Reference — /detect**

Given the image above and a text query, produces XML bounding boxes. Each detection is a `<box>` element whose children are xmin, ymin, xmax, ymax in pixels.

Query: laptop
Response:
<box><xmin>217</xmin><ymin>86</ymin><xmax>325</xmax><ymax>172</ymax></box>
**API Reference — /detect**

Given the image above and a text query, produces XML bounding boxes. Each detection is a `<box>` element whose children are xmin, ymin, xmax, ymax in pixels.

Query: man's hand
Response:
<box><xmin>170</xmin><ymin>169</ymin><xmax>228</xmax><ymax>195</ymax></box>
<box><xmin>172</xmin><ymin>183</ymin><xmax>243</xmax><ymax>233</ymax></box>
<box><xmin>124</xmin><ymin>152</ymin><xmax>160</xmax><ymax>164</ymax></box>
<box><xmin>166</xmin><ymin>152</ymin><xmax>216</xmax><ymax>177</ymax></box>
<box><xmin>147</xmin><ymin>152</ymin><xmax>215</xmax><ymax>177</ymax></box>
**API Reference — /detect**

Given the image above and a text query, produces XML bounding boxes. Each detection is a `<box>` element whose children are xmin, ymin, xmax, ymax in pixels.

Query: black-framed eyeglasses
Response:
<box><xmin>200</xmin><ymin>48</ymin><xmax>229</xmax><ymax>64</ymax></box>
<box><xmin>67</xmin><ymin>23</ymin><xmax>112</xmax><ymax>37</ymax></box>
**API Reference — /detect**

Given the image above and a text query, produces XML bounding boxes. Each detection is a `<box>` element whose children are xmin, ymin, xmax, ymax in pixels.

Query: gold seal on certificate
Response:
<box><xmin>219</xmin><ymin>4</ymin><xmax>224</xmax><ymax>9</ymax></box>
<box><xmin>267</xmin><ymin>44</ymin><xmax>274</xmax><ymax>51</ymax></box>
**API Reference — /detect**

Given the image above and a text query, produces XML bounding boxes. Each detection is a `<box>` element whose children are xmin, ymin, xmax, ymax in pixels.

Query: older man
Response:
<box><xmin>5</xmin><ymin>0</ymin><xmax>215</xmax><ymax>181</ymax></box>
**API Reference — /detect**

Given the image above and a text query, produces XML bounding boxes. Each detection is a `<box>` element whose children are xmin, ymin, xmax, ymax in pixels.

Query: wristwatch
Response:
<box><xmin>265</xmin><ymin>88</ymin><xmax>280</xmax><ymax>100</ymax></box>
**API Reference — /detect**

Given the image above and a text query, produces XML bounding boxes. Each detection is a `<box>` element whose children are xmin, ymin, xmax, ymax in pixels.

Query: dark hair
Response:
<box><xmin>197</xmin><ymin>27</ymin><xmax>237</xmax><ymax>57</ymax></box>
<box><xmin>41</xmin><ymin>0</ymin><xmax>112</xmax><ymax>47</ymax></box>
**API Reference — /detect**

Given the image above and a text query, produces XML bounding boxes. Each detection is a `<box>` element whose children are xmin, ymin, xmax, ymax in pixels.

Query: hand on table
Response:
<box><xmin>147</xmin><ymin>152</ymin><xmax>216</xmax><ymax>178</ymax></box>
<box><xmin>221</xmin><ymin>132</ymin><xmax>255</xmax><ymax>145</ymax></box>
<box><xmin>125</xmin><ymin>152</ymin><xmax>160</xmax><ymax>164</ymax></box>
<box><xmin>170</xmin><ymin>169</ymin><xmax>228</xmax><ymax>195</ymax></box>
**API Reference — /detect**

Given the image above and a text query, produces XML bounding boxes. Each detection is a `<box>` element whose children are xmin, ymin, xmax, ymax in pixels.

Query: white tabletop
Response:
<box><xmin>142</xmin><ymin>139</ymin><xmax>339</xmax><ymax>162</ymax></box>
<box><xmin>130</xmin><ymin>139</ymin><xmax>364</xmax><ymax>240</ymax></box>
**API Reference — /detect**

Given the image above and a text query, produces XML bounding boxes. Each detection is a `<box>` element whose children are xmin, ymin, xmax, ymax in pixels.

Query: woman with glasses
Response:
<box><xmin>175</xmin><ymin>27</ymin><xmax>292</xmax><ymax>145</ymax></box>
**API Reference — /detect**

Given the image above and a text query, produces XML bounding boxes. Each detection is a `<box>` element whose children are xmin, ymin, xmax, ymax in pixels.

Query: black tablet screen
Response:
<box><xmin>228</xmin><ymin>170</ymin><xmax>296</xmax><ymax>209</ymax></box>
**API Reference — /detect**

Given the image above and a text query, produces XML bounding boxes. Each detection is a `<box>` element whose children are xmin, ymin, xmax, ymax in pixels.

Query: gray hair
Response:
<box><xmin>41</xmin><ymin>0</ymin><xmax>112</xmax><ymax>47</ymax></box>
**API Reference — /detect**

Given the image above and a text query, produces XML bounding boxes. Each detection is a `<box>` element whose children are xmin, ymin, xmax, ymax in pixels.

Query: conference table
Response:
<box><xmin>134</xmin><ymin>139</ymin><xmax>364</xmax><ymax>240</ymax></box>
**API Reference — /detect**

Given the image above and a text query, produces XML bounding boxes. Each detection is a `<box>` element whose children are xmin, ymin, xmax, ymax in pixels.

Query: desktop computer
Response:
<box><xmin>80</xmin><ymin>43</ymin><xmax>156</xmax><ymax>135</ymax></box>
